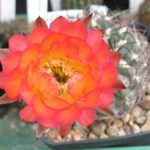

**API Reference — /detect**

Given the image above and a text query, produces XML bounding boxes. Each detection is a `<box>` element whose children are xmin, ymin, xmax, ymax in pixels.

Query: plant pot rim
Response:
<box><xmin>43</xmin><ymin>131</ymin><xmax>150</xmax><ymax>149</ymax></box>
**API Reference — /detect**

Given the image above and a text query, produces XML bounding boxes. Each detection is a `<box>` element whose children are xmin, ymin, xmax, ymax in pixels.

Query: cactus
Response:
<box><xmin>138</xmin><ymin>0</ymin><xmax>150</xmax><ymax>26</ymax></box>
<box><xmin>92</xmin><ymin>11</ymin><xmax>149</xmax><ymax>118</ymax></box>
<box><xmin>61</xmin><ymin>0</ymin><xmax>103</xmax><ymax>10</ymax></box>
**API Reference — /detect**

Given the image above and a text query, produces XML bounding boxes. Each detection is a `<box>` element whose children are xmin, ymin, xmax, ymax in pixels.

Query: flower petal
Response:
<box><xmin>19</xmin><ymin>105</ymin><xmax>37</xmax><ymax>122</ymax></box>
<box><xmin>69</xmin><ymin>37</ymin><xmax>93</xmax><ymax>60</ymax></box>
<box><xmin>77</xmin><ymin>88</ymin><xmax>99</xmax><ymax>108</ymax></box>
<box><xmin>97</xmin><ymin>88</ymin><xmax>113</xmax><ymax>108</ymax></box>
<box><xmin>5</xmin><ymin>68</ymin><xmax>22</xmax><ymax>99</ymax></box>
<box><xmin>50</xmin><ymin>16</ymin><xmax>69</xmax><ymax>32</ymax></box>
<box><xmin>110</xmin><ymin>51</ymin><xmax>121</xmax><ymax>65</ymax></box>
<box><xmin>42</xmin><ymin>97</ymin><xmax>70</xmax><ymax>110</ymax></box>
<box><xmin>99</xmin><ymin>62</ymin><xmax>118</xmax><ymax>88</ymax></box>
<box><xmin>88</xmin><ymin>58</ymin><xmax>99</xmax><ymax>81</ymax></box>
<box><xmin>0</xmin><ymin>93</ymin><xmax>17</xmax><ymax>105</ymax></box>
<box><xmin>96</xmin><ymin>39</ymin><xmax>110</xmax><ymax>64</ymax></box>
<box><xmin>57</xmin><ymin>105</ymin><xmax>80</xmax><ymax>124</ymax></box>
<box><xmin>19</xmin><ymin>44</ymin><xmax>39</xmax><ymax>71</ymax></box>
<box><xmin>50</xmin><ymin>40</ymin><xmax>78</xmax><ymax>57</ymax></box>
<box><xmin>38</xmin><ymin>117</ymin><xmax>58</xmax><ymax>128</ymax></box>
<box><xmin>68</xmin><ymin>74</ymin><xmax>96</xmax><ymax>99</ymax></box>
<box><xmin>68</xmin><ymin>74</ymin><xmax>85</xmax><ymax>99</ymax></box>
<box><xmin>77</xmin><ymin>109</ymin><xmax>96</xmax><ymax>126</ymax></box>
<box><xmin>28</xmin><ymin>28</ymin><xmax>49</xmax><ymax>44</ymax></box>
<box><xmin>60</xmin><ymin>19</ymin><xmax>87</xmax><ymax>40</ymax></box>
<box><xmin>9</xmin><ymin>34</ymin><xmax>28</xmax><ymax>53</ymax></box>
<box><xmin>40</xmin><ymin>32</ymin><xmax>67</xmax><ymax>52</ymax></box>
<box><xmin>81</xmin><ymin>14</ymin><xmax>92</xmax><ymax>26</ymax></box>
<box><xmin>20</xmin><ymin>78</ymin><xmax>33</xmax><ymax>104</ymax></box>
<box><xmin>112</xmin><ymin>79</ymin><xmax>126</xmax><ymax>91</ymax></box>
<box><xmin>87</xmin><ymin>29</ymin><xmax>102</xmax><ymax>53</ymax></box>
<box><xmin>32</xmin><ymin>96</ymin><xmax>57</xmax><ymax>118</ymax></box>
<box><xmin>34</xmin><ymin>17</ymin><xmax>48</xmax><ymax>29</ymax></box>
<box><xmin>0</xmin><ymin>72</ymin><xmax>7</xmax><ymax>88</ymax></box>
<box><xmin>0</xmin><ymin>48</ymin><xmax>8</xmax><ymax>61</ymax></box>
<box><xmin>1</xmin><ymin>51</ymin><xmax>22</xmax><ymax>74</ymax></box>
<box><xmin>57</xmin><ymin>124</ymin><xmax>71</xmax><ymax>137</ymax></box>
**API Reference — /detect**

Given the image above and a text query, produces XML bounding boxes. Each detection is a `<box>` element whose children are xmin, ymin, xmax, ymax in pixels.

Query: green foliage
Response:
<box><xmin>0</xmin><ymin>19</ymin><xmax>31</xmax><ymax>37</ymax></box>
<box><xmin>61</xmin><ymin>0</ymin><xmax>103</xmax><ymax>9</ymax></box>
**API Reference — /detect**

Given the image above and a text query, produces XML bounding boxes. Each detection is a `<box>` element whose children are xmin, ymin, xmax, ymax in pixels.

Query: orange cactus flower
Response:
<box><xmin>0</xmin><ymin>16</ymin><xmax>123</xmax><ymax>128</ymax></box>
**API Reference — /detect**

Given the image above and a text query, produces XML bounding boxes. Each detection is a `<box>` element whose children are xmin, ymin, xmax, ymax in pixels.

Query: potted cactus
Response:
<box><xmin>0</xmin><ymin>9</ymin><xmax>149</xmax><ymax>149</ymax></box>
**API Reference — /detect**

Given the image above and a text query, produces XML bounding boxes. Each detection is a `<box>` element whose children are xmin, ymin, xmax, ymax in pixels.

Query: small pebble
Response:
<box><xmin>118</xmin><ymin>129</ymin><xmax>126</xmax><ymax>136</ymax></box>
<box><xmin>57</xmin><ymin>134</ymin><xmax>63</xmax><ymax>141</ymax></box>
<box><xmin>128</xmin><ymin>120</ymin><xmax>134</xmax><ymax>127</ymax></box>
<box><xmin>73</xmin><ymin>132</ymin><xmax>82</xmax><ymax>141</ymax></box>
<box><xmin>132</xmin><ymin>124</ymin><xmax>141</xmax><ymax>133</ymax></box>
<box><xmin>106</xmin><ymin>125</ymin><xmax>119</xmax><ymax>137</ymax></box>
<box><xmin>146</xmin><ymin>83</ymin><xmax>150</xmax><ymax>94</ymax></box>
<box><xmin>113</xmin><ymin>119</ymin><xmax>123</xmax><ymax>128</ymax></box>
<box><xmin>100</xmin><ymin>133</ymin><xmax>109</xmax><ymax>138</ymax></box>
<box><xmin>65</xmin><ymin>133</ymin><xmax>72</xmax><ymax>141</ymax></box>
<box><xmin>140</xmin><ymin>95</ymin><xmax>150</xmax><ymax>110</ymax></box>
<box><xmin>122</xmin><ymin>114</ymin><xmax>130</xmax><ymax>123</ymax></box>
<box><xmin>134</xmin><ymin>116</ymin><xmax>146</xmax><ymax>125</ymax></box>
<box><xmin>92</xmin><ymin>122</ymin><xmax>106</xmax><ymax>136</ymax></box>
<box><xmin>141</xmin><ymin>111</ymin><xmax>150</xmax><ymax>132</ymax></box>
<box><xmin>47</xmin><ymin>129</ymin><xmax>58</xmax><ymax>140</ymax></box>
<box><xmin>131</xmin><ymin>106</ymin><xmax>144</xmax><ymax>118</ymax></box>
<box><xmin>123</xmin><ymin>125</ymin><xmax>131</xmax><ymax>134</ymax></box>
<box><xmin>88</xmin><ymin>132</ymin><xmax>98</xmax><ymax>139</ymax></box>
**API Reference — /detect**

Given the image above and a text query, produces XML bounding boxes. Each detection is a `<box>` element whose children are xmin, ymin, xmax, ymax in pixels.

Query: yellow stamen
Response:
<box><xmin>40</xmin><ymin>54</ymin><xmax>87</xmax><ymax>101</ymax></box>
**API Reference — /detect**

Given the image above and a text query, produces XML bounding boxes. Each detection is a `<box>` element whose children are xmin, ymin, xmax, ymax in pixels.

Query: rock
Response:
<box><xmin>72</xmin><ymin>132</ymin><xmax>82</xmax><ymax>141</ymax></box>
<box><xmin>65</xmin><ymin>133</ymin><xmax>72</xmax><ymax>141</ymax></box>
<box><xmin>134</xmin><ymin>116</ymin><xmax>146</xmax><ymax>125</ymax></box>
<box><xmin>106</xmin><ymin>125</ymin><xmax>119</xmax><ymax>137</ymax></box>
<box><xmin>100</xmin><ymin>133</ymin><xmax>109</xmax><ymax>138</ymax></box>
<box><xmin>91</xmin><ymin>122</ymin><xmax>106</xmax><ymax>136</ymax></box>
<box><xmin>132</xmin><ymin>124</ymin><xmax>141</xmax><ymax>133</ymax></box>
<box><xmin>113</xmin><ymin>119</ymin><xmax>123</xmax><ymax>128</ymax></box>
<box><xmin>146</xmin><ymin>83</ymin><xmax>150</xmax><ymax>94</ymax></box>
<box><xmin>47</xmin><ymin>129</ymin><xmax>58</xmax><ymax>140</ymax></box>
<box><xmin>118</xmin><ymin>129</ymin><xmax>126</xmax><ymax>136</ymax></box>
<box><xmin>131</xmin><ymin>106</ymin><xmax>144</xmax><ymax>118</ymax></box>
<box><xmin>122</xmin><ymin>114</ymin><xmax>130</xmax><ymax>124</ymax></box>
<box><xmin>141</xmin><ymin>111</ymin><xmax>150</xmax><ymax>132</ymax></box>
<box><xmin>88</xmin><ymin>132</ymin><xmax>98</xmax><ymax>139</ymax></box>
<box><xmin>123</xmin><ymin>125</ymin><xmax>131</xmax><ymax>134</ymax></box>
<box><xmin>128</xmin><ymin>120</ymin><xmax>134</xmax><ymax>127</ymax></box>
<box><xmin>57</xmin><ymin>134</ymin><xmax>63</xmax><ymax>141</ymax></box>
<box><xmin>140</xmin><ymin>95</ymin><xmax>150</xmax><ymax>110</ymax></box>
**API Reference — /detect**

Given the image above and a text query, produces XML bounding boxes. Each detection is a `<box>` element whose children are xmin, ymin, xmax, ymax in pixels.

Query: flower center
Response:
<box><xmin>41</xmin><ymin>55</ymin><xmax>84</xmax><ymax>97</ymax></box>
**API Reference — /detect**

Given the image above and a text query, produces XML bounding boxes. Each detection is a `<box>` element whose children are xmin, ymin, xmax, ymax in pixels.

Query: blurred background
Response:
<box><xmin>0</xmin><ymin>0</ymin><xmax>149</xmax><ymax>37</ymax></box>
<box><xmin>0</xmin><ymin>0</ymin><xmax>149</xmax><ymax>36</ymax></box>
